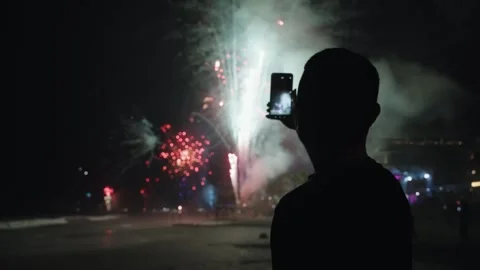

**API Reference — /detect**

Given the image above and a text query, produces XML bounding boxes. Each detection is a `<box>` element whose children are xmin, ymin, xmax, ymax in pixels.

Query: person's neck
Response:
<box><xmin>310</xmin><ymin>143</ymin><xmax>369</xmax><ymax>172</ymax></box>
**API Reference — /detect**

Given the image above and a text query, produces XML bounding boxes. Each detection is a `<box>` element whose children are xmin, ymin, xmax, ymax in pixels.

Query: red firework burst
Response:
<box><xmin>158</xmin><ymin>129</ymin><xmax>213</xmax><ymax>177</ymax></box>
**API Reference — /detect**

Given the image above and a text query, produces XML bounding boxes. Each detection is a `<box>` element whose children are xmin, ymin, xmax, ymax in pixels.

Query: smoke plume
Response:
<box><xmin>179</xmin><ymin>0</ymin><xmax>470</xmax><ymax>198</ymax></box>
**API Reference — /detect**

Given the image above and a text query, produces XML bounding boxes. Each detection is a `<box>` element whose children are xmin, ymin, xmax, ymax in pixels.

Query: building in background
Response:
<box><xmin>371</xmin><ymin>137</ymin><xmax>478</xmax><ymax>203</ymax></box>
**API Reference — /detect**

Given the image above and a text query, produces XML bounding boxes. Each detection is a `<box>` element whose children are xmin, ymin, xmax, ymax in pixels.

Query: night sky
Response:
<box><xmin>12</xmin><ymin>1</ymin><xmax>479</xmax><ymax>217</ymax></box>
<box><xmin>13</xmin><ymin>1</ymin><xmax>184</xmax><ymax>215</ymax></box>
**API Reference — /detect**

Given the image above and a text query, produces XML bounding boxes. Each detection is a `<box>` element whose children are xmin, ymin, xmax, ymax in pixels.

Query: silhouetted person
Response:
<box><xmin>267</xmin><ymin>48</ymin><xmax>413</xmax><ymax>269</ymax></box>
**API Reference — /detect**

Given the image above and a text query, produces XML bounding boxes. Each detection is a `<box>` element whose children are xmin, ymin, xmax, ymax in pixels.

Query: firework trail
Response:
<box><xmin>118</xmin><ymin>117</ymin><xmax>161</xmax><ymax>172</ymax></box>
<box><xmin>122</xmin><ymin>117</ymin><xmax>160</xmax><ymax>158</ymax></box>
<box><xmin>190</xmin><ymin>111</ymin><xmax>231</xmax><ymax>150</ymax></box>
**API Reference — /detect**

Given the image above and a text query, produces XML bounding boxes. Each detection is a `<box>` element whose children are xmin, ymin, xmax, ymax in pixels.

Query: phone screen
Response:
<box><xmin>270</xmin><ymin>73</ymin><xmax>293</xmax><ymax>116</ymax></box>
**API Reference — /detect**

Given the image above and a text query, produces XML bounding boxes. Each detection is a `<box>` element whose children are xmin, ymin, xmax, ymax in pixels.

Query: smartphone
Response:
<box><xmin>269</xmin><ymin>73</ymin><xmax>293</xmax><ymax>118</ymax></box>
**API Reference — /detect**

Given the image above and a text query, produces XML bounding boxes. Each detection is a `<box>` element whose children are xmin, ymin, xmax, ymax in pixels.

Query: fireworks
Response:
<box><xmin>172</xmin><ymin>0</ymin><xmax>339</xmax><ymax>201</ymax></box>
<box><xmin>198</xmin><ymin>39</ymin><xmax>279</xmax><ymax>202</ymax></box>
<box><xmin>228</xmin><ymin>153</ymin><xmax>239</xmax><ymax>203</ymax></box>
<box><xmin>116</xmin><ymin>119</ymin><xmax>214</xmax><ymax>181</ymax></box>
<box><xmin>122</xmin><ymin>117</ymin><xmax>160</xmax><ymax>159</ymax></box>
<box><xmin>179</xmin><ymin>2</ymin><xmax>291</xmax><ymax>202</ymax></box>
<box><xmin>158</xmin><ymin>130</ymin><xmax>213</xmax><ymax>178</ymax></box>
<box><xmin>112</xmin><ymin>117</ymin><xmax>162</xmax><ymax>173</ymax></box>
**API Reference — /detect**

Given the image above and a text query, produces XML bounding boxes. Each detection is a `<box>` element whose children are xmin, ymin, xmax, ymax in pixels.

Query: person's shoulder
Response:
<box><xmin>365</xmin><ymin>159</ymin><xmax>401</xmax><ymax>187</ymax></box>
<box><xmin>367</xmin><ymin>160</ymin><xmax>411</xmax><ymax>208</ymax></box>
<box><xmin>275</xmin><ymin>179</ymin><xmax>318</xmax><ymax>212</ymax></box>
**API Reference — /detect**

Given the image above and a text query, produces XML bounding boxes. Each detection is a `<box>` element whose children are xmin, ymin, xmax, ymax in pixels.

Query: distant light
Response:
<box><xmin>103</xmin><ymin>186</ymin><xmax>113</xmax><ymax>196</ymax></box>
<box><xmin>85</xmin><ymin>192</ymin><xmax>92</xmax><ymax>198</ymax></box>
<box><xmin>219</xmin><ymin>100</ymin><xmax>224</xmax><ymax>107</ymax></box>
<box><xmin>472</xmin><ymin>170</ymin><xmax>477</xmax><ymax>175</ymax></box>
<box><xmin>471</xmin><ymin>181</ymin><xmax>480</xmax><ymax>188</ymax></box>
<box><xmin>78</xmin><ymin>167</ymin><xmax>83</xmax><ymax>172</ymax></box>
<box><xmin>177</xmin><ymin>205</ymin><xmax>183</xmax><ymax>211</ymax></box>
<box><xmin>415</xmin><ymin>192</ymin><xmax>420</xmax><ymax>196</ymax></box>
<box><xmin>426</xmin><ymin>188</ymin><xmax>431</xmax><ymax>192</ymax></box>
<box><xmin>83</xmin><ymin>171</ymin><xmax>89</xmax><ymax>176</ymax></box>
<box><xmin>276</xmin><ymin>19</ymin><xmax>284</xmax><ymax>26</ymax></box>
<box><xmin>456</xmin><ymin>206</ymin><xmax>462</xmax><ymax>212</ymax></box>
<box><xmin>405</xmin><ymin>176</ymin><xmax>413</xmax><ymax>181</ymax></box>
<box><xmin>423</xmin><ymin>173</ymin><xmax>431</xmax><ymax>179</ymax></box>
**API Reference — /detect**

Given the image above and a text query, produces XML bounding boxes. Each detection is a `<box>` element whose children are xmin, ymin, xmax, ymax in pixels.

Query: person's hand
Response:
<box><xmin>266</xmin><ymin>89</ymin><xmax>296</xmax><ymax>130</ymax></box>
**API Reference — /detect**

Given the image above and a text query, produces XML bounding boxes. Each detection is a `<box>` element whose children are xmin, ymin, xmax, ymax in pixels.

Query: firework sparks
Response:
<box><xmin>158</xmin><ymin>130</ymin><xmax>213</xmax><ymax>178</ymax></box>
<box><xmin>175</xmin><ymin>0</ymin><xmax>337</xmax><ymax>201</ymax></box>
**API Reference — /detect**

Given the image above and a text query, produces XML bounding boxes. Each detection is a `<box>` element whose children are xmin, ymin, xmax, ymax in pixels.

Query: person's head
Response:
<box><xmin>295</xmin><ymin>48</ymin><xmax>380</xmax><ymax>160</ymax></box>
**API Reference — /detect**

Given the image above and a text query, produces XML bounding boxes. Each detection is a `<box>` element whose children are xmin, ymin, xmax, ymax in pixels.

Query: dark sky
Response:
<box><xmin>13</xmin><ymin>1</ymin><xmax>184</xmax><ymax>215</ymax></box>
<box><xmin>12</xmin><ymin>1</ymin><xmax>479</xmax><ymax>216</ymax></box>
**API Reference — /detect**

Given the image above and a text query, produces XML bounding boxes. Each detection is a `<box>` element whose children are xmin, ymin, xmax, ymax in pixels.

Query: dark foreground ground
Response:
<box><xmin>0</xmin><ymin>216</ymin><xmax>478</xmax><ymax>270</ymax></box>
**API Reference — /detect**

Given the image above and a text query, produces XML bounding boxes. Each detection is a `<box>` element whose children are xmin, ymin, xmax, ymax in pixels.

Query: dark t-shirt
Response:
<box><xmin>270</xmin><ymin>158</ymin><xmax>413</xmax><ymax>269</ymax></box>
